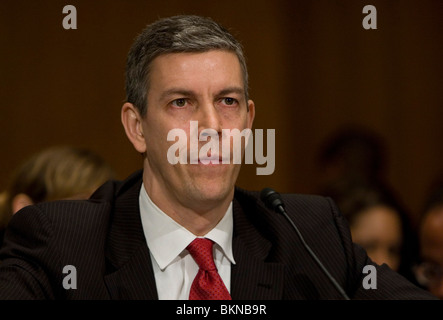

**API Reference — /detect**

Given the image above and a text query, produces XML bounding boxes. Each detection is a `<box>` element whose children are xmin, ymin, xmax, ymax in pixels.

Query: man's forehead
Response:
<box><xmin>151</xmin><ymin>50</ymin><xmax>240</xmax><ymax>70</ymax></box>
<box><xmin>148</xmin><ymin>50</ymin><xmax>244</xmax><ymax>91</ymax></box>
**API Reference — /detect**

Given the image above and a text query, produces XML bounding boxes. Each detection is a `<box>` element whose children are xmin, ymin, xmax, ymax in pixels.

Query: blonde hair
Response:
<box><xmin>0</xmin><ymin>146</ymin><xmax>115</xmax><ymax>231</ymax></box>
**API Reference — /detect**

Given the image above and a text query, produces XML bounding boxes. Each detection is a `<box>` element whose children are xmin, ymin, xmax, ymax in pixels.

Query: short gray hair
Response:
<box><xmin>125</xmin><ymin>15</ymin><xmax>249</xmax><ymax>116</ymax></box>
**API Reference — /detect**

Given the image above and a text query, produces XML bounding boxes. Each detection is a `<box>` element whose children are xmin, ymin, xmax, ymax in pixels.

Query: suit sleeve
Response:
<box><xmin>0</xmin><ymin>205</ymin><xmax>61</xmax><ymax>299</ymax></box>
<box><xmin>326</xmin><ymin>197</ymin><xmax>437</xmax><ymax>300</ymax></box>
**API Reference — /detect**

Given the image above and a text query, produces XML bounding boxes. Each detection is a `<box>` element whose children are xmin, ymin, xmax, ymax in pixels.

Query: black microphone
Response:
<box><xmin>260</xmin><ymin>187</ymin><xmax>350</xmax><ymax>300</ymax></box>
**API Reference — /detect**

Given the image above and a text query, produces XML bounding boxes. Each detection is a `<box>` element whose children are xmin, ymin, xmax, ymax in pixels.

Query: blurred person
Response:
<box><xmin>317</xmin><ymin>126</ymin><xmax>388</xmax><ymax>197</ymax></box>
<box><xmin>415</xmin><ymin>181</ymin><xmax>443</xmax><ymax>299</ymax></box>
<box><xmin>0</xmin><ymin>15</ymin><xmax>435</xmax><ymax>300</ymax></box>
<box><xmin>331</xmin><ymin>183</ymin><xmax>419</xmax><ymax>284</ymax></box>
<box><xmin>317</xmin><ymin>127</ymin><xmax>420</xmax><ymax>281</ymax></box>
<box><xmin>0</xmin><ymin>146</ymin><xmax>115</xmax><ymax>244</ymax></box>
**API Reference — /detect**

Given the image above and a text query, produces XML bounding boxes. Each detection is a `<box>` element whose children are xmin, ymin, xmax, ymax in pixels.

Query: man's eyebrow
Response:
<box><xmin>159</xmin><ymin>88</ymin><xmax>195</xmax><ymax>101</ymax></box>
<box><xmin>217</xmin><ymin>87</ymin><xmax>245</xmax><ymax>97</ymax></box>
<box><xmin>159</xmin><ymin>87</ymin><xmax>246</xmax><ymax>101</ymax></box>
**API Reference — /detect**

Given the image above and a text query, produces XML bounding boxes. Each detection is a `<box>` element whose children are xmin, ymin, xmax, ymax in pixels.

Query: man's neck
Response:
<box><xmin>142</xmin><ymin>177</ymin><xmax>234</xmax><ymax>236</ymax></box>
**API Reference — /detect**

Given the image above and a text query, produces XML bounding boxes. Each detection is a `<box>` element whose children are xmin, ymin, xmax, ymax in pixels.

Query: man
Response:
<box><xmin>0</xmin><ymin>15</ymin><xmax>435</xmax><ymax>300</ymax></box>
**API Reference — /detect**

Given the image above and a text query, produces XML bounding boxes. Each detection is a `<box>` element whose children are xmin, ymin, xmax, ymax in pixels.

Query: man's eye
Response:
<box><xmin>171</xmin><ymin>99</ymin><xmax>187</xmax><ymax>107</ymax></box>
<box><xmin>221</xmin><ymin>97</ymin><xmax>238</xmax><ymax>106</ymax></box>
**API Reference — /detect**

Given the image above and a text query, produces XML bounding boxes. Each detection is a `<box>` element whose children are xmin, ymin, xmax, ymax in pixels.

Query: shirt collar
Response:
<box><xmin>139</xmin><ymin>184</ymin><xmax>235</xmax><ymax>270</ymax></box>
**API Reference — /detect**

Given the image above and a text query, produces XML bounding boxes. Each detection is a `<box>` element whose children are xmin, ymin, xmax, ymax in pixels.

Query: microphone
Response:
<box><xmin>260</xmin><ymin>187</ymin><xmax>350</xmax><ymax>300</ymax></box>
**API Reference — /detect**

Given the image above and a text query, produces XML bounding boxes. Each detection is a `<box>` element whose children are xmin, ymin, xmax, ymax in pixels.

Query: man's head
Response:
<box><xmin>125</xmin><ymin>15</ymin><xmax>249</xmax><ymax>117</ymax></box>
<box><xmin>121</xmin><ymin>15</ymin><xmax>255</xmax><ymax>230</ymax></box>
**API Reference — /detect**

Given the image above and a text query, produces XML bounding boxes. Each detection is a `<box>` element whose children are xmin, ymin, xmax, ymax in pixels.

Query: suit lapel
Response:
<box><xmin>103</xmin><ymin>171</ymin><xmax>158</xmax><ymax>299</ymax></box>
<box><xmin>104</xmin><ymin>244</ymin><xmax>158</xmax><ymax>299</ymax></box>
<box><xmin>231</xmin><ymin>238</ymin><xmax>285</xmax><ymax>299</ymax></box>
<box><xmin>230</xmin><ymin>192</ymin><xmax>285</xmax><ymax>299</ymax></box>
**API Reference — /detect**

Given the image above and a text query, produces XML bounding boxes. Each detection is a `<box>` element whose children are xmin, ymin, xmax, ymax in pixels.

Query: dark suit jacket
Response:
<box><xmin>0</xmin><ymin>170</ymin><xmax>435</xmax><ymax>299</ymax></box>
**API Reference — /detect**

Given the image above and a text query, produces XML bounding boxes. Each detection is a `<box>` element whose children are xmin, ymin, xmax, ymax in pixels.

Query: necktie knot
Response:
<box><xmin>187</xmin><ymin>238</ymin><xmax>217</xmax><ymax>271</ymax></box>
<box><xmin>186</xmin><ymin>238</ymin><xmax>232</xmax><ymax>300</ymax></box>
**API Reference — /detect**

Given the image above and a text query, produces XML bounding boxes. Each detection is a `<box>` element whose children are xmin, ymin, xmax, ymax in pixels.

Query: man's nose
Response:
<box><xmin>197</xmin><ymin>102</ymin><xmax>222</xmax><ymax>135</ymax></box>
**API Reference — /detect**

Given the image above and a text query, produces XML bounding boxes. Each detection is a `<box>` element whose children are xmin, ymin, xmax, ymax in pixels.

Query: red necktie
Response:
<box><xmin>187</xmin><ymin>238</ymin><xmax>232</xmax><ymax>300</ymax></box>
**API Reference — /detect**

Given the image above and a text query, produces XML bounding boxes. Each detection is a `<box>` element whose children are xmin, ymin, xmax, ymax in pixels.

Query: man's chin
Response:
<box><xmin>182</xmin><ymin>165</ymin><xmax>240</xmax><ymax>204</ymax></box>
<box><xmin>199</xmin><ymin>185</ymin><xmax>232</xmax><ymax>201</ymax></box>
<box><xmin>186</xmin><ymin>180</ymin><xmax>234</xmax><ymax>205</ymax></box>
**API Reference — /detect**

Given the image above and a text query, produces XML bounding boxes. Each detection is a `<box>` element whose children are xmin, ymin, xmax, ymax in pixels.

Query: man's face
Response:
<box><xmin>140</xmin><ymin>50</ymin><xmax>254</xmax><ymax>212</ymax></box>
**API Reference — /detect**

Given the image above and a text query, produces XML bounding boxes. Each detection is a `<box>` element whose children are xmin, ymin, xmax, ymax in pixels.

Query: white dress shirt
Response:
<box><xmin>139</xmin><ymin>184</ymin><xmax>236</xmax><ymax>300</ymax></box>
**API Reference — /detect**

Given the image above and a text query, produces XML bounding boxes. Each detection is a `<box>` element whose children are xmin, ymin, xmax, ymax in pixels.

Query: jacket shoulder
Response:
<box><xmin>234</xmin><ymin>187</ymin><xmax>336</xmax><ymax>215</ymax></box>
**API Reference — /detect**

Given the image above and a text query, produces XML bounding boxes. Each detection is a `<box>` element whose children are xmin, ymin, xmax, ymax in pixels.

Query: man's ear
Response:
<box><xmin>247</xmin><ymin>99</ymin><xmax>256</xmax><ymax>129</ymax></box>
<box><xmin>12</xmin><ymin>193</ymin><xmax>34</xmax><ymax>214</ymax></box>
<box><xmin>121</xmin><ymin>102</ymin><xmax>147</xmax><ymax>153</ymax></box>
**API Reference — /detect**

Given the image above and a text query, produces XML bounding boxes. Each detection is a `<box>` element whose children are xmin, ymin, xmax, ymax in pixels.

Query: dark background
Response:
<box><xmin>1</xmin><ymin>0</ymin><xmax>442</xmax><ymax>227</ymax></box>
